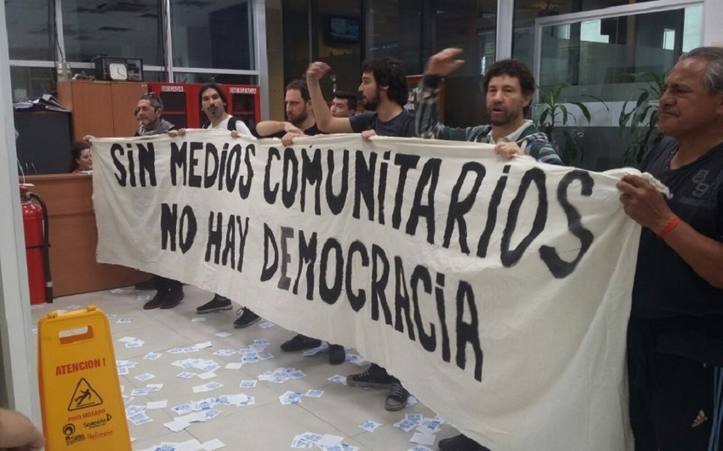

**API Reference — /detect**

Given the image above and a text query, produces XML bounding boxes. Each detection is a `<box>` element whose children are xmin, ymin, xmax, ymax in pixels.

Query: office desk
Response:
<box><xmin>24</xmin><ymin>173</ymin><xmax>148</xmax><ymax>297</ymax></box>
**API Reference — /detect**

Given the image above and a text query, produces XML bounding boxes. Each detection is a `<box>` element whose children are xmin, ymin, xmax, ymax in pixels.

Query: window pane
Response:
<box><xmin>6</xmin><ymin>0</ymin><xmax>52</xmax><ymax>60</ymax></box>
<box><xmin>171</xmin><ymin>0</ymin><xmax>255</xmax><ymax>70</ymax></box>
<box><xmin>172</xmin><ymin>73</ymin><xmax>258</xmax><ymax>85</ymax></box>
<box><xmin>61</xmin><ymin>1</ymin><xmax>163</xmax><ymax>65</ymax></box>
<box><xmin>281</xmin><ymin>0</ymin><xmax>363</xmax><ymax>106</ymax></box>
<box><xmin>10</xmin><ymin>67</ymin><xmax>55</xmax><ymax>101</ymax></box>
<box><xmin>534</xmin><ymin>5</ymin><xmax>702</xmax><ymax>171</ymax></box>
<box><xmin>65</xmin><ymin>67</ymin><xmax>167</xmax><ymax>82</ymax></box>
<box><xmin>365</xmin><ymin>0</ymin><xmax>423</xmax><ymax>75</ymax></box>
<box><xmin>432</xmin><ymin>0</ymin><xmax>497</xmax><ymax>127</ymax></box>
<box><xmin>362</xmin><ymin>0</ymin><xmax>497</xmax><ymax>127</ymax></box>
<box><xmin>682</xmin><ymin>6</ymin><xmax>702</xmax><ymax>52</ymax></box>
<box><xmin>138</xmin><ymin>71</ymin><xmax>166</xmax><ymax>82</ymax></box>
<box><xmin>512</xmin><ymin>0</ymin><xmax>661</xmax><ymax>68</ymax></box>
<box><xmin>538</xmin><ymin>6</ymin><xmax>702</xmax><ymax>100</ymax></box>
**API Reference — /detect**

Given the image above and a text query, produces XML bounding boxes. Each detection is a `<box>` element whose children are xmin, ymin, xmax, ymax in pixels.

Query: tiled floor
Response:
<box><xmin>31</xmin><ymin>285</ymin><xmax>459</xmax><ymax>450</ymax></box>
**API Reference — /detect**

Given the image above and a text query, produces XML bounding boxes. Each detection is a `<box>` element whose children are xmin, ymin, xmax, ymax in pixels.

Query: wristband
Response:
<box><xmin>658</xmin><ymin>215</ymin><xmax>681</xmax><ymax>238</ymax></box>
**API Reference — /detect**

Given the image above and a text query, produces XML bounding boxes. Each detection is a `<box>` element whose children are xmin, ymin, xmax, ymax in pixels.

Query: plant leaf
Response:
<box><xmin>539</xmin><ymin>108</ymin><xmax>549</xmax><ymax>126</ymax></box>
<box><xmin>559</xmin><ymin>104</ymin><xmax>569</xmax><ymax>125</ymax></box>
<box><xmin>571</xmin><ymin>102</ymin><xmax>591</xmax><ymax>123</ymax></box>
<box><xmin>581</xmin><ymin>93</ymin><xmax>610</xmax><ymax>112</ymax></box>
<box><xmin>635</xmin><ymin>90</ymin><xmax>650</xmax><ymax>108</ymax></box>
<box><xmin>619</xmin><ymin>101</ymin><xmax>631</xmax><ymax>127</ymax></box>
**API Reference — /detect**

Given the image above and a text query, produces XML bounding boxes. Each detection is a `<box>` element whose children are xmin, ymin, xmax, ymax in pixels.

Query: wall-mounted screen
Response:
<box><xmin>327</xmin><ymin>16</ymin><xmax>360</xmax><ymax>44</ymax></box>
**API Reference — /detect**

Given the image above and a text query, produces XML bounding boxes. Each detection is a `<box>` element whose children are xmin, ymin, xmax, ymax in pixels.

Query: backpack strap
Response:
<box><xmin>227</xmin><ymin>116</ymin><xmax>239</xmax><ymax>131</ymax></box>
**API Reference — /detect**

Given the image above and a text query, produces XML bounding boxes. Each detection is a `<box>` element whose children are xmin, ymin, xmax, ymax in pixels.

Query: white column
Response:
<box><xmin>0</xmin><ymin>2</ymin><xmax>41</xmax><ymax>423</ymax></box>
<box><xmin>254</xmin><ymin>0</ymin><xmax>270</xmax><ymax>120</ymax></box>
<box><xmin>496</xmin><ymin>0</ymin><xmax>514</xmax><ymax>59</ymax></box>
<box><xmin>163</xmin><ymin>0</ymin><xmax>174</xmax><ymax>81</ymax></box>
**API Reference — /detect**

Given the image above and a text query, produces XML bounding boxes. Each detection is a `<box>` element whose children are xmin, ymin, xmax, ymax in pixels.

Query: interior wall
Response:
<box><xmin>266</xmin><ymin>0</ymin><xmax>285</xmax><ymax>121</ymax></box>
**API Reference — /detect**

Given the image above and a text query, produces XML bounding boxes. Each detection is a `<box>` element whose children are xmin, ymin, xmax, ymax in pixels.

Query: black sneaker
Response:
<box><xmin>196</xmin><ymin>294</ymin><xmax>232</xmax><ymax>314</ymax></box>
<box><xmin>142</xmin><ymin>291</ymin><xmax>164</xmax><ymax>310</ymax></box>
<box><xmin>280</xmin><ymin>334</ymin><xmax>322</xmax><ymax>352</ymax></box>
<box><xmin>328</xmin><ymin>344</ymin><xmax>345</xmax><ymax>365</ymax></box>
<box><xmin>233</xmin><ymin>308</ymin><xmax>260</xmax><ymax>328</ymax></box>
<box><xmin>438</xmin><ymin>434</ymin><xmax>489</xmax><ymax>451</ymax></box>
<box><xmin>134</xmin><ymin>278</ymin><xmax>157</xmax><ymax>290</ymax></box>
<box><xmin>160</xmin><ymin>289</ymin><xmax>184</xmax><ymax>309</ymax></box>
<box><xmin>347</xmin><ymin>364</ymin><xmax>394</xmax><ymax>388</ymax></box>
<box><xmin>384</xmin><ymin>380</ymin><xmax>409</xmax><ymax>411</ymax></box>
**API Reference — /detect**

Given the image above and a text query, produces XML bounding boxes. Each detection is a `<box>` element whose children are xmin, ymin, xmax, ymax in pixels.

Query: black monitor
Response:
<box><xmin>327</xmin><ymin>16</ymin><xmax>360</xmax><ymax>44</ymax></box>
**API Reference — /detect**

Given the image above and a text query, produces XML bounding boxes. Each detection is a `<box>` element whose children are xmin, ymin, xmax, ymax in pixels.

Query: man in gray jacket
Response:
<box><xmin>132</xmin><ymin>94</ymin><xmax>185</xmax><ymax>310</ymax></box>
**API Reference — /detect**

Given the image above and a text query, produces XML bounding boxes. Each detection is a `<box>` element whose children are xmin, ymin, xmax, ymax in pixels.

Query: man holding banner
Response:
<box><xmin>306</xmin><ymin>56</ymin><xmax>416</xmax><ymax>411</ymax></box>
<box><xmin>416</xmin><ymin>48</ymin><xmax>561</xmax><ymax>166</ymax></box>
<box><xmin>194</xmin><ymin>83</ymin><xmax>261</xmax><ymax>328</ymax></box>
<box><xmin>131</xmin><ymin>93</ymin><xmax>186</xmax><ymax>311</ymax></box>
<box><xmin>618</xmin><ymin>47</ymin><xmax>723</xmax><ymax>451</ymax></box>
<box><xmin>256</xmin><ymin>79</ymin><xmax>347</xmax><ymax>364</ymax></box>
<box><xmin>256</xmin><ymin>79</ymin><xmax>320</xmax><ymax>146</ymax></box>
<box><xmin>307</xmin><ymin>57</ymin><xmax>416</xmax><ymax>141</ymax></box>
<box><xmin>415</xmin><ymin>49</ymin><xmax>562</xmax><ymax>451</ymax></box>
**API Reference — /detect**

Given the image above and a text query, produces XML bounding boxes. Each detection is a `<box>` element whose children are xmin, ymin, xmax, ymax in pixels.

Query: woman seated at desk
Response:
<box><xmin>70</xmin><ymin>141</ymin><xmax>92</xmax><ymax>174</ymax></box>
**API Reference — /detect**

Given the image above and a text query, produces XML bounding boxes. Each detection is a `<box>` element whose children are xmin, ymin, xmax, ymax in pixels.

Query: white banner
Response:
<box><xmin>93</xmin><ymin>130</ymin><xmax>638</xmax><ymax>451</ymax></box>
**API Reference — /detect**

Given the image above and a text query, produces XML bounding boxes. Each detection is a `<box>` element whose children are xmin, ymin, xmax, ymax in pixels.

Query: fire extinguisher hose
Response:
<box><xmin>27</xmin><ymin>192</ymin><xmax>53</xmax><ymax>303</ymax></box>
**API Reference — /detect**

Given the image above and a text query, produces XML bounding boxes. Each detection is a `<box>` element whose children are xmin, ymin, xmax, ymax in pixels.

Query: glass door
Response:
<box><xmin>535</xmin><ymin>2</ymin><xmax>702</xmax><ymax>101</ymax></box>
<box><xmin>532</xmin><ymin>1</ymin><xmax>703</xmax><ymax>169</ymax></box>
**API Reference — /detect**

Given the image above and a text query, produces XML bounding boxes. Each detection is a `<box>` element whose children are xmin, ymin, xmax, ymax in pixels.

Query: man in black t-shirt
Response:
<box><xmin>306</xmin><ymin>58</ymin><xmax>415</xmax><ymax>140</ymax></box>
<box><xmin>256</xmin><ymin>79</ymin><xmax>320</xmax><ymax>145</ymax></box>
<box><xmin>618</xmin><ymin>47</ymin><xmax>723</xmax><ymax>451</ymax></box>
<box><xmin>255</xmin><ymin>79</ymin><xmax>348</xmax><ymax>364</ymax></box>
<box><xmin>306</xmin><ymin>56</ymin><xmax>415</xmax><ymax>412</ymax></box>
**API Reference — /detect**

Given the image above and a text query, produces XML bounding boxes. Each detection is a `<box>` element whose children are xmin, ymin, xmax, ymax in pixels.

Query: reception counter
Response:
<box><xmin>24</xmin><ymin>173</ymin><xmax>148</xmax><ymax>298</ymax></box>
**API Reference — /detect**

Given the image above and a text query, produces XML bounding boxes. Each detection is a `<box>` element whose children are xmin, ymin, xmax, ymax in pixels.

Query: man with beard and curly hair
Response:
<box><xmin>305</xmin><ymin>56</ymin><xmax>416</xmax><ymax>412</ymax></box>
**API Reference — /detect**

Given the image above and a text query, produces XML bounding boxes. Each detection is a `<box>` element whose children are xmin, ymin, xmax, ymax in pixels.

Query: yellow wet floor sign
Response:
<box><xmin>38</xmin><ymin>305</ymin><xmax>130</xmax><ymax>451</ymax></box>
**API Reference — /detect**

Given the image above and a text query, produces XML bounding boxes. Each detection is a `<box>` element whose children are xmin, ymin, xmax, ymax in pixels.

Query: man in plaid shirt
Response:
<box><xmin>417</xmin><ymin>48</ymin><xmax>562</xmax><ymax>451</ymax></box>
<box><xmin>415</xmin><ymin>48</ymin><xmax>562</xmax><ymax>166</ymax></box>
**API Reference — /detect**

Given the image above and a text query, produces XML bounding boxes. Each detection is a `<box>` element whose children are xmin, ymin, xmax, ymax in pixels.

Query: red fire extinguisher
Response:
<box><xmin>20</xmin><ymin>185</ymin><xmax>53</xmax><ymax>304</ymax></box>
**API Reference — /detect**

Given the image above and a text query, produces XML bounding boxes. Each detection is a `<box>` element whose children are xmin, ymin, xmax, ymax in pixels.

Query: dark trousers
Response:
<box><xmin>155</xmin><ymin>275</ymin><xmax>182</xmax><ymax>293</ymax></box>
<box><xmin>629</xmin><ymin>351</ymin><xmax>722</xmax><ymax>451</ymax></box>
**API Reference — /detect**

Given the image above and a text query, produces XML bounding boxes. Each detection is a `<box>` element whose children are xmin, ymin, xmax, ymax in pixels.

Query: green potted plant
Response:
<box><xmin>618</xmin><ymin>72</ymin><xmax>666</xmax><ymax>165</ymax></box>
<box><xmin>534</xmin><ymin>84</ymin><xmax>603</xmax><ymax>165</ymax></box>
